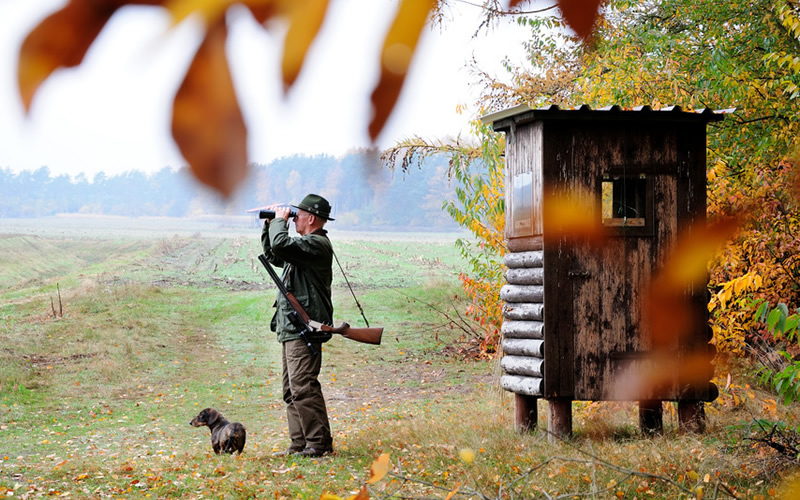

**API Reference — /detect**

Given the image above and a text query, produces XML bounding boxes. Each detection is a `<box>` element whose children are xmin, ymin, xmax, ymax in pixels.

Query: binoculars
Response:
<box><xmin>259</xmin><ymin>209</ymin><xmax>298</xmax><ymax>219</ymax></box>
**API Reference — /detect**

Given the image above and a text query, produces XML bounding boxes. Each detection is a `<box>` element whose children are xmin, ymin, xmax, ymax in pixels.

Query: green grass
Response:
<box><xmin>0</xmin><ymin>216</ymin><xmax>798</xmax><ymax>499</ymax></box>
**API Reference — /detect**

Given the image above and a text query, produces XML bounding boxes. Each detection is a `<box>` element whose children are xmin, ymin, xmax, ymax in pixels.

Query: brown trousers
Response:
<box><xmin>281</xmin><ymin>339</ymin><xmax>332</xmax><ymax>451</ymax></box>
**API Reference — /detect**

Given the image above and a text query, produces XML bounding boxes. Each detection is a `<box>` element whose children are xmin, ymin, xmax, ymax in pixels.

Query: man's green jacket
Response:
<box><xmin>261</xmin><ymin>218</ymin><xmax>333</xmax><ymax>343</ymax></box>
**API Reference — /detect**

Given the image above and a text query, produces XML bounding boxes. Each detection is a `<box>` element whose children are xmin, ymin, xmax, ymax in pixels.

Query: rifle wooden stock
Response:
<box><xmin>258</xmin><ymin>254</ymin><xmax>382</xmax><ymax>346</ymax></box>
<box><xmin>313</xmin><ymin>321</ymin><xmax>383</xmax><ymax>345</ymax></box>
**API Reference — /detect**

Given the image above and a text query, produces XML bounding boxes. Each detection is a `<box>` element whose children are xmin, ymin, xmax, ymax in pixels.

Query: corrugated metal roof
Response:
<box><xmin>481</xmin><ymin>104</ymin><xmax>735</xmax><ymax>127</ymax></box>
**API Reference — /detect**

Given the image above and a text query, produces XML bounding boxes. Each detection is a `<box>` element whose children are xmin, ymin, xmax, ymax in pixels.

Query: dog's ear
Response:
<box><xmin>205</xmin><ymin>408</ymin><xmax>219</xmax><ymax>427</ymax></box>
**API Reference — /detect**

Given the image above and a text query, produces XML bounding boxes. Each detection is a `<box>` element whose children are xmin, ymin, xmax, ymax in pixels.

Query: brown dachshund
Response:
<box><xmin>190</xmin><ymin>408</ymin><xmax>246</xmax><ymax>454</ymax></box>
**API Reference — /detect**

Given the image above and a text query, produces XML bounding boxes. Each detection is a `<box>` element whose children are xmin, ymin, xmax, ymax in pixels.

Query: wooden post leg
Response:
<box><xmin>547</xmin><ymin>399</ymin><xmax>572</xmax><ymax>443</ymax></box>
<box><xmin>678</xmin><ymin>401</ymin><xmax>706</xmax><ymax>434</ymax></box>
<box><xmin>638</xmin><ymin>400</ymin><xmax>663</xmax><ymax>436</ymax></box>
<box><xmin>515</xmin><ymin>394</ymin><xmax>538</xmax><ymax>433</ymax></box>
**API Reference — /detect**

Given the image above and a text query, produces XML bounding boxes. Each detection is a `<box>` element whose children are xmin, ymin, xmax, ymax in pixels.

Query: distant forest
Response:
<box><xmin>0</xmin><ymin>150</ymin><xmax>461</xmax><ymax>230</ymax></box>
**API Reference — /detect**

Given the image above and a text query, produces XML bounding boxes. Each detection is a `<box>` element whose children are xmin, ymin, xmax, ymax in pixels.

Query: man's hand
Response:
<box><xmin>273</xmin><ymin>205</ymin><xmax>292</xmax><ymax>220</ymax></box>
<box><xmin>264</xmin><ymin>204</ymin><xmax>291</xmax><ymax>222</ymax></box>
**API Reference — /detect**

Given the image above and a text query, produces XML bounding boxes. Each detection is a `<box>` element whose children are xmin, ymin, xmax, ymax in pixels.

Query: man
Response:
<box><xmin>261</xmin><ymin>194</ymin><xmax>335</xmax><ymax>457</ymax></box>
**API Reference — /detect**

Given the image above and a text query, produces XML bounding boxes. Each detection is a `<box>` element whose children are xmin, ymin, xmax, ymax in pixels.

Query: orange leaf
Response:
<box><xmin>643</xmin><ymin>218</ymin><xmax>738</xmax><ymax>348</ymax></box>
<box><xmin>347</xmin><ymin>485</ymin><xmax>370</xmax><ymax>500</ymax></box>
<box><xmin>18</xmin><ymin>0</ymin><xmax>120</xmax><ymax>110</ymax></box>
<box><xmin>366</xmin><ymin>453</ymin><xmax>390</xmax><ymax>484</ymax></box>
<box><xmin>282</xmin><ymin>0</ymin><xmax>330</xmax><ymax>91</ymax></box>
<box><xmin>557</xmin><ymin>0</ymin><xmax>604</xmax><ymax>40</ymax></box>
<box><xmin>658</xmin><ymin>218</ymin><xmax>740</xmax><ymax>290</ymax></box>
<box><xmin>791</xmin><ymin>163</ymin><xmax>800</xmax><ymax>201</ymax></box>
<box><xmin>171</xmin><ymin>19</ymin><xmax>248</xmax><ymax>197</ymax></box>
<box><xmin>368</xmin><ymin>0</ymin><xmax>435</xmax><ymax>141</ymax></box>
<box><xmin>445</xmin><ymin>483</ymin><xmax>462</xmax><ymax>500</ymax></box>
<box><xmin>508</xmin><ymin>0</ymin><xmax>528</xmax><ymax>9</ymax></box>
<box><xmin>542</xmin><ymin>188</ymin><xmax>607</xmax><ymax>244</ymax></box>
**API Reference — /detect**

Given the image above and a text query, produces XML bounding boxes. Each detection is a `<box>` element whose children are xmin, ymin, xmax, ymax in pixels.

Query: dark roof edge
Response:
<box><xmin>480</xmin><ymin>104</ymin><xmax>733</xmax><ymax>129</ymax></box>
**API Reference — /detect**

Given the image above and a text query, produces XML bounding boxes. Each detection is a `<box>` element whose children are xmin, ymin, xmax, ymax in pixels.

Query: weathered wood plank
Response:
<box><xmin>500</xmin><ymin>284</ymin><xmax>544</xmax><ymax>303</ymax></box>
<box><xmin>505</xmin><ymin>121</ymin><xmax>544</xmax><ymax>239</ymax></box>
<box><xmin>506</xmin><ymin>267</ymin><xmax>544</xmax><ymax>285</ymax></box>
<box><xmin>504</xmin><ymin>251</ymin><xmax>544</xmax><ymax>269</ymax></box>
<box><xmin>501</xmin><ymin>375</ymin><xmax>543</xmax><ymax>396</ymax></box>
<box><xmin>502</xmin><ymin>338</ymin><xmax>544</xmax><ymax>357</ymax></box>
<box><xmin>501</xmin><ymin>355</ymin><xmax>544</xmax><ymax>377</ymax></box>
<box><xmin>501</xmin><ymin>320</ymin><xmax>544</xmax><ymax>339</ymax></box>
<box><xmin>571</xmin><ymin>241</ymin><xmax>602</xmax><ymax>400</ymax></box>
<box><xmin>503</xmin><ymin>302</ymin><xmax>544</xmax><ymax>321</ymax></box>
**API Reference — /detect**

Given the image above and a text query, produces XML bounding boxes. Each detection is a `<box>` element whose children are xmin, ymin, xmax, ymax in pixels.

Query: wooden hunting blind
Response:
<box><xmin>482</xmin><ymin>104</ymin><xmax>727</xmax><ymax>438</ymax></box>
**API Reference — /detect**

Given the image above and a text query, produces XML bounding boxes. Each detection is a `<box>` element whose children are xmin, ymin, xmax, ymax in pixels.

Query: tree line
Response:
<box><xmin>0</xmin><ymin>149</ymin><xmax>460</xmax><ymax>230</ymax></box>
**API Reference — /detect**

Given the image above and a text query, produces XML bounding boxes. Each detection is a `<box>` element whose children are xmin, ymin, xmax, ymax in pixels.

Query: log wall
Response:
<box><xmin>500</xmin><ymin>250</ymin><xmax>545</xmax><ymax>397</ymax></box>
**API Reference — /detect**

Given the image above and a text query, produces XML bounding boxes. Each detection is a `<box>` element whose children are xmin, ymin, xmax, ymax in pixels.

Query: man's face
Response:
<box><xmin>293</xmin><ymin>209</ymin><xmax>312</xmax><ymax>235</ymax></box>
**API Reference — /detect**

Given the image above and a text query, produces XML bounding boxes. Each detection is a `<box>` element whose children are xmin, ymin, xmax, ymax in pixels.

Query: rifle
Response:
<box><xmin>257</xmin><ymin>254</ymin><xmax>383</xmax><ymax>348</ymax></box>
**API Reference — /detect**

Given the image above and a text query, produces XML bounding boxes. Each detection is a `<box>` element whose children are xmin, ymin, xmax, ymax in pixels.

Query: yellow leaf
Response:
<box><xmin>165</xmin><ymin>0</ymin><xmax>235</xmax><ymax>26</ymax></box>
<box><xmin>734</xmin><ymin>275</ymin><xmax>747</xmax><ymax>295</ymax></box>
<box><xmin>688</xmin><ymin>470</ymin><xmax>699</xmax><ymax>481</ymax></box>
<box><xmin>320</xmin><ymin>494</ymin><xmax>344</xmax><ymax>500</ymax></box>
<box><xmin>366</xmin><ymin>453</ymin><xmax>390</xmax><ymax>484</ymax></box>
<box><xmin>369</xmin><ymin>0</ymin><xmax>435</xmax><ymax>140</ymax></box>
<box><xmin>458</xmin><ymin>448</ymin><xmax>475</xmax><ymax>464</ymax></box>
<box><xmin>719</xmin><ymin>286</ymin><xmax>732</xmax><ymax>308</ymax></box>
<box><xmin>777</xmin><ymin>474</ymin><xmax>800</xmax><ymax>499</ymax></box>
<box><xmin>281</xmin><ymin>0</ymin><xmax>330</xmax><ymax>91</ymax></box>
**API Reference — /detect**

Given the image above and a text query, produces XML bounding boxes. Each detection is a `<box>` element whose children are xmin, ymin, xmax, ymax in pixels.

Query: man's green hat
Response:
<box><xmin>293</xmin><ymin>194</ymin><xmax>334</xmax><ymax>221</ymax></box>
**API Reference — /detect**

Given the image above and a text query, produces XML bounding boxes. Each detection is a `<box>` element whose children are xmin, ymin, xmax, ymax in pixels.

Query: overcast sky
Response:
<box><xmin>0</xmin><ymin>0</ymin><xmax>532</xmax><ymax>179</ymax></box>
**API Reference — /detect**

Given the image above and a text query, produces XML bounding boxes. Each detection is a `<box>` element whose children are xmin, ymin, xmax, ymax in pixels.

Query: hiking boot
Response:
<box><xmin>298</xmin><ymin>447</ymin><xmax>333</xmax><ymax>457</ymax></box>
<box><xmin>272</xmin><ymin>447</ymin><xmax>303</xmax><ymax>457</ymax></box>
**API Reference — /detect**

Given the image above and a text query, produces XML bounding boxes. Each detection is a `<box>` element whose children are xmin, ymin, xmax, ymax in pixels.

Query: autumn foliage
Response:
<box><xmin>383</xmin><ymin>118</ymin><xmax>507</xmax><ymax>354</ymax></box>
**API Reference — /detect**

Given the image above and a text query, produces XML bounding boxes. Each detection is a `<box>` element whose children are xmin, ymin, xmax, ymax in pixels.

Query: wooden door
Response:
<box><xmin>570</xmin><ymin>173</ymin><xmax>679</xmax><ymax>401</ymax></box>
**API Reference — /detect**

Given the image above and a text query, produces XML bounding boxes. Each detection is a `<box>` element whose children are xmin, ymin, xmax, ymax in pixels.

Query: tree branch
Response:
<box><xmin>449</xmin><ymin>0</ymin><xmax>559</xmax><ymax>16</ymax></box>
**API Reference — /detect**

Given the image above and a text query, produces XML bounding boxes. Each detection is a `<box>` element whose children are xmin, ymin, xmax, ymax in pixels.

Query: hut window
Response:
<box><xmin>602</xmin><ymin>174</ymin><xmax>648</xmax><ymax>228</ymax></box>
<box><xmin>511</xmin><ymin>171</ymin><xmax>534</xmax><ymax>236</ymax></box>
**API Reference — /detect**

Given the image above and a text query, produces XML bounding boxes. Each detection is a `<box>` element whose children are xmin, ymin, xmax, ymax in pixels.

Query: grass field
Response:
<box><xmin>1</xmin><ymin>216</ymin><xmax>799</xmax><ymax>499</ymax></box>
